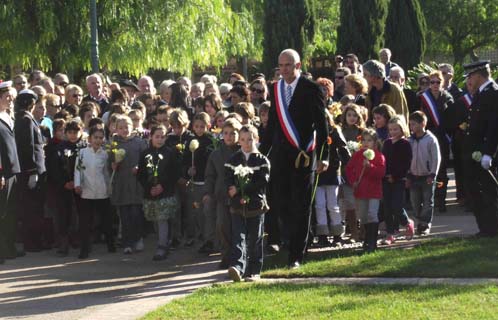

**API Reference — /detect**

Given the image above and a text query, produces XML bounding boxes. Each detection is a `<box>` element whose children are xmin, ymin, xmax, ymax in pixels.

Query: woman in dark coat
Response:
<box><xmin>15</xmin><ymin>89</ymin><xmax>47</xmax><ymax>252</ymax></box>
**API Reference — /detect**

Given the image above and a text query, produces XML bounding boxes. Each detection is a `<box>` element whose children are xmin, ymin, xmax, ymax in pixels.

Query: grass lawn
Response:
<box><xmin>142</xmin><ymin>283</ymin><xmax>498</xmax><ymax>320</ymax></box>
<box><xmin>262</xmin><ymin>237</ymin><xmax>498</xmax><ymax>278</ymax></box>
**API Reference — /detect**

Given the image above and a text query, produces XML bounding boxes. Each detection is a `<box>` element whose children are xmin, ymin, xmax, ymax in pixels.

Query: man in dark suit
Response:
<box><xmin>260</xmin><ymin>49</ymin><xmax>329</xmax><ymax>269</ymax></box>
<box><xmin>0</xmin><ymin>81</ymin><xmax>21</xmax><ymax>262</ymax></box>
<box><xmin>462</xmin><ymin>60</ymin><xmax>498</xmax><ymax>237</ymax></box>
<box><xmin>82</xmin><ymin>73</ymin><xmax>109</xmax><ymax>115</ymax></box>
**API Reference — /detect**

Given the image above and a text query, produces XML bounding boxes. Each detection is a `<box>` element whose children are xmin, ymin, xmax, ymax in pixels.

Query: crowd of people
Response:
<box><xmin>0</xmin><ymin>47</ymin><xmax>497</xmax><ymax>283</ymax></box>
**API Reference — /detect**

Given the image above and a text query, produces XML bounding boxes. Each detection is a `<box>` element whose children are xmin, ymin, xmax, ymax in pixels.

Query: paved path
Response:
<box><xmin>0</xmin><ymin>243</ymin><xmax>227</xmax><ymax>320</ymax></box>
<box><xmin>0</xmin><ymin>171</ymin><xmax>481</xmax><ymax>320</ymax></box>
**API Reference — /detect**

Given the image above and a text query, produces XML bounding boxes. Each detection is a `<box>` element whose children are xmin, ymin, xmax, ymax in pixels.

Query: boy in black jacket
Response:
<box><xmin>225</xmin><ymin>125</ymin><xmax>270</xmax><ymax>282</ymax></box>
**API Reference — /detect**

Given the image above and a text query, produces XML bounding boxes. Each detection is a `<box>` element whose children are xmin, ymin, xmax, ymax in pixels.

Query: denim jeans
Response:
<box><xmin>383</xmin><ymin>180</ymin><xmax>410</xmax><ymax>234</ymax></box>
<box><xmin>409</xmin><ymin>176</ymin><xmax>435</xmax><ymax>226</ymax></box>
<box><xmin>230</xmin><ymin>213</ymin><xmax>265</xmax><ymax>277</ymax></box>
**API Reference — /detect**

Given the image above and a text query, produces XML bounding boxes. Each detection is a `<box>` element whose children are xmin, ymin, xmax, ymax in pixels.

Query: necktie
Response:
<box><xmin>286</xmin><ymin>85</ymin><xmax>293</xmax><ymax>106</ymax></box>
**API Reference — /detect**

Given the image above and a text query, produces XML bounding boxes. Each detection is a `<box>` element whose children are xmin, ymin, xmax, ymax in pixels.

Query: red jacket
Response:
<box><xmin>345</xmin><ymin>148</ymin><xmax>386</xmax><ymax>199</ymax></box>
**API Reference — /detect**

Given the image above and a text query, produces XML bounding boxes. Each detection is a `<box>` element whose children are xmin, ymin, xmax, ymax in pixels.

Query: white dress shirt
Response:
<box><xmin>74</xmin><ymin>146</ymin><xmax>110</xmax><ymax>199</ymax></box>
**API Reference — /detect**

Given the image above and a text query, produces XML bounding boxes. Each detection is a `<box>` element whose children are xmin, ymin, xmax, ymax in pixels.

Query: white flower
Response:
<box><xmin>472</xmin><ymin>151</ymin><xmax>483</xmax><ymax>162</ymax></box>
<box><xmin>145</xmin><ymin>154</ymin><xmax>153</xmax><ymax>161</ymax></box>
<box><xmin>363</xmin><ymin>149</ymin><xmax>375</xmax><ymax>161</ymax></box>
<box><xmin>234</xmin><ymin>164</ymin><xmax>253</xmax><ymax>178</ymax></box>
<box><xmin>346</xmin><ymin>141</ymin><xmax>361</xmax><ymax>153</ymax></box>
<box><xmin>158</xmin><ymin>154</ymin><xmax>164</xmax><ymax>160</ymax></box>
<box><xmin>189</xmin><ymin>139</ymin><xmax>199</xmax><ymax>152</ymax></box>
<box><xmin>114</xmin><ymin>149</ymin><xmax>126</xmax><ymax>163</ymax></box>
<box><xmin>64</xmin><ymin>149</ymin><xmax>73</xmax><ymax>157</ymax></box>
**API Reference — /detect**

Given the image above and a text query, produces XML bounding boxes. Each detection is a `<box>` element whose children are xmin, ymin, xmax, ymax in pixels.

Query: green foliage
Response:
<box><xmin>385</xmin><ymin>0</ymin><xmax>426</xmax><ymax>70</ymax></box>
<box><xmin>310</xmin><ymin>0</ymin><xmax>340</xmax><ymax>58</ymax></box>
<box><xmin>406</xmin><ymin>62</ymin><xmax>498</xmax><ymax>90</ymax></box>
<box><xmin>336</xmin><ymin>0</ymin><xmax>389</xmax><ymax>62</ymax></box>
<box><xmin>421</xmin><ymin>0</ymin><xmax>498</xmax><ymax>63</ymax></box>
<box><xmin>0</xmin><ymin>0</ymin><xmax>259</xmax><ymax>76</ymax></box>
<box><xmin>262</xmin><ymin>0</ymin><xmax>317</xmax><ymax>75</ymax></box>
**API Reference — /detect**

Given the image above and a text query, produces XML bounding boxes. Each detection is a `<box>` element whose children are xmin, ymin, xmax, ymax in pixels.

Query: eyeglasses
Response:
<box><xmin>420</xmin><ymin>81</ymin><xmax>429</xmax><ymax>86</ymax></box>
<box><xmin>251</xmin><ymin>88</ymin><xmax>264</xmax><ymax>94</ymax></box>
<box><xmin>72</xmin><ymin>94</ymin><xmax>83</xmax><ymax>98</ymax></box>
<box><xmin>430</xmin><ymin>81</ymin><xmax>441</xmax><ymax>85</ymax></box>
<box><xmin>15</xmin><ymin>81</ymin><xmax>27</xmax><ymax>86</ymax></box>
<box><xmin>335</xmin><ymin>76</ymin><xmax>344</xmax><ymax>80</ymax></box>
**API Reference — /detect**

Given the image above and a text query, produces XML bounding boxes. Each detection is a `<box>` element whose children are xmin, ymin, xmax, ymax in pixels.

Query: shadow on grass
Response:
<box><xmin>262</xmin><ymin>237</ymin><xmax>498</xmax><ymax>278</ymax></box>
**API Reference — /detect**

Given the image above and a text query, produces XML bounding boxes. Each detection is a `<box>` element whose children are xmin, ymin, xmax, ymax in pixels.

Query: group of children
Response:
<box><xmin>320</xmin><ymin>102</ymin><xmax>440</xmax><ymax>253</ymax></box>
<box><xmin>45</xmin><ymin>105</ymin><xmax>270</xmax><ymax>282</ymax></box>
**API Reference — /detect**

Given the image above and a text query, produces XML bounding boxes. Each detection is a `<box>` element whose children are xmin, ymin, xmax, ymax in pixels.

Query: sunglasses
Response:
<box><xmin>251</xmin><ymin>88</ymin><xmax>264</xmax><ymax>94</ymax></box>
<box><xmin>430</xmin><ymin>81</ymin><xmax>441</xmax><ymax>85</ymax></box>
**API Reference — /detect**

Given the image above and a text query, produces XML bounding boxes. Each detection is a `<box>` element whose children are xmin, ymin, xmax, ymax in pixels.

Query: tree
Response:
<box><xmin>0</xmin><ymin>0</ymin><xmax>259</xmax><ymax>77</ymax></box>
<box><xmin>311</xmin><ymin>0</ymin><xmax>340</xmax><ymax>58</ymax></box>
<box><xmin>385</xmin><ymin>0</ymin><xmax>426</xmax><ymax>70</ymax></box>
<box><xmin>262</xmin><ymin>0</ymin><xmax>316</xmax><ymax>75</ymax></box>
<box><xmin>421</xmin><ymin>0</ymin><xmax>498</xmax><ymax>64</ymax></box>
<box><xmin>336</xmin><ymin>0</ymin><xmax>389</xmax><ymax>62</ymax></box>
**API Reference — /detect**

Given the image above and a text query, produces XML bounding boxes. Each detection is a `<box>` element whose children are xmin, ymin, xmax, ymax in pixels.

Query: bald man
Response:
<box><xmin>260</xmin><ymin>49</ymin><xmax>329</xmax><ymax>269</ymax></box>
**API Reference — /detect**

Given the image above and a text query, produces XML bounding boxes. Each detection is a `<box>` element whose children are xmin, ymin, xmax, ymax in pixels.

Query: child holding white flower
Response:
<box><xmin>74</xmin><ymin>125</ymin><xmax>114</xmax><ymax>259</ymax></box>
<box><xmin>181</xmin><ymin>112</ymin><xmax>214</xmax><ymax>249</ymax></box>
<box><xmin>225</xmin><ymin>125</ymin><xmax>270</xmax><ymax>282</ymax></box>
<box><xmin>345</xmin><ymin>129</ymin><xmax>386</xmax><ymax>252</ymax></box>
<box><xmin>138</xmin><ymin>124</ymin><xmax>181</xmax><ymax>260</ymax></box>
<box><xmin>110</xmin><ymin>115</ymin><xmax>148</xmax><ymax>254</ymax></box>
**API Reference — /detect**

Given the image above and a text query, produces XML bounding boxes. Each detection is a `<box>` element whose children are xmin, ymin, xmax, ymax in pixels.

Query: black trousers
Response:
<box><xmin>0</xmin><ymin>176</ymin><xmax>17</xmax><ymax>258</ymax></box>
<box><xmin>451</xmin><ymin>131</ymin><xmax>466</xmax><ymax>200</ymax></box>
<box><xmin>17</xmin><ymin>173</ymin><xmax>46</xmax><ymax>250</ymax></box>
<box><xmin>79</xmin><ymin>198</ymin><xmax>113</xmax><ymax>249</ymax></box>
<box><xmin>435</xmin><ymin>135</ymin><xmax>450</xmax><ymax>206</ymax></box>
<box><xmin>271</xmin><ymin>149</ymin><xmax>314</xmax><ymax>264</ymax></box>
<box><xmin>463</xmin><ymin>158</ymin><xmax>498</xmax><ymax>236</ymax></box>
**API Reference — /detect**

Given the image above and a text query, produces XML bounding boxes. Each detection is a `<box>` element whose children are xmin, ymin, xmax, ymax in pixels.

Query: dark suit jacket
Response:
<box><xmin>260</xmin><ymin>76</ymin><xmax>329</xmax><ymax>171</ymax></box>
<box><xmin>0</xmin><ymin>117</ymin><xmax>20</xmax><ymax>179</ymax></box>
<box><xmin>14</xmin><ymin>111</ymin><xmax>46</xmax><ymax>174</ymax></box>
<box><xmin>464</xmin><ymin>81</ymin><xmax>498</xmax><ymax>157</ymax></box>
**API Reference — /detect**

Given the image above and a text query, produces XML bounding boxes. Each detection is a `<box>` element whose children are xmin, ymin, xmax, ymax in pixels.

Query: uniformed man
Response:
<box><xmin>462</xmin><ymin>60</ymin><xmax>498</xmax><ymax>237</ymax></box>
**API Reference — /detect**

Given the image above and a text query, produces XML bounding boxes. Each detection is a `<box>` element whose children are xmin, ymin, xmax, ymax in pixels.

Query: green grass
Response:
<box><xmin>262</xmin><ymin>237</ymin><xmax>498</xmax><ymax>278</ymax></box>
<box><xmin>142</xmin><ymin>283</ymin><xmax>498</xmax><ymax>320</ymax></box>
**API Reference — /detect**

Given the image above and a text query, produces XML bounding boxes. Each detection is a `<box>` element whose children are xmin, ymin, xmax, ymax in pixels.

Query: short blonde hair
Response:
<box><xmin>388</xmin><ymin>115</ymin><xmax>410</xmax><ymax>137</ymax></box>
<box><xmin>115</xmin><ymin>114</ymin><xmax>133</xmax><ymax>128</ymax></box>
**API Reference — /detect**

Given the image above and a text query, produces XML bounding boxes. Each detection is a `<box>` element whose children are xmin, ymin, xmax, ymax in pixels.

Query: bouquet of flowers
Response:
<box><xmin>233</xmin><ymin>164</ymin><xmax>254</xmax><ymax>205</ymax></box>
<box><xmin>145</xmin><ymin>153</ymin><xmax>163</xmax><ymax>184</ymax></box>
<box><xmin>346</xmin><ymin>141</ymin><xmax>361</xmax><ymax>154</ymax></box>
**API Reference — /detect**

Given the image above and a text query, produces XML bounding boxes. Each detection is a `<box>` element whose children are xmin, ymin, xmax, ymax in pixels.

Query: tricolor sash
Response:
<box><xmin>461</xmin><ymin>93</ymin><xmax>472</xmax><ymax>109</ymax></box>
<box><xmin>274</xmin><ymin>79</ymin><xmax>316</xmax><ymax>152</ymax></box>
<box><xmin>274</xmin><ymin>79</ymin><xmax>317</xmax><ymax>168</ymax></box>
<box><xmin>421</xmin><ymin>90</ymin><xmax>441</xmax><ymax>127</ymax></box>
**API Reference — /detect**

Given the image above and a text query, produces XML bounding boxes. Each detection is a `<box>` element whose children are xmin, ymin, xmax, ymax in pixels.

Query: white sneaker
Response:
<box><xmin>135</xmin><ymin>238</ymin><xmax>144</xmax><ymax>252</ymax></box>
<box><xmin>228</xmin><ymin>266</ymin><xmax>242</xmax><ymax>282</ymax></box>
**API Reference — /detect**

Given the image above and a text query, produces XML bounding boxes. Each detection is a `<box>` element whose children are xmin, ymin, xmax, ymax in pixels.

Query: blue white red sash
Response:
<box><xmin>274</xmin><ymin>79</ymin><xmax>316</xmax><ymax>152</ymax></box>
<box><xmin>461</xmin><ymin>93</ymin><xmax>472</xmax><ymax>109</ymax></box>
<box><xmin>421</xmin><ymin>90</ymin><xmax>441</xmax><ymax>127</ymax></box>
